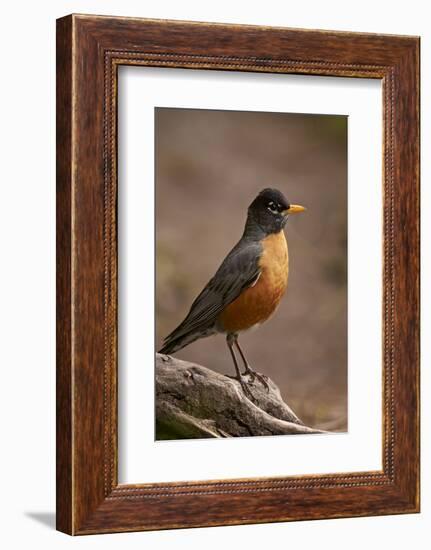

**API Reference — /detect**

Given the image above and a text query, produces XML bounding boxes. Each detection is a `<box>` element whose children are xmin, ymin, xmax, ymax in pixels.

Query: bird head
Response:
<box><xmin>247</xmin><ymin>188</ymin><xmax>305</xmax><ymax>234</ymax></box>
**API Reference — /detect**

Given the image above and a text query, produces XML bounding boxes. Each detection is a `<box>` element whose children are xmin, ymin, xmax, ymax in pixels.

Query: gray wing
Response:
<box><xmin>160</xmin><ymin>240</ymin><xmax>261</xmax><ymax>349</ymax></box>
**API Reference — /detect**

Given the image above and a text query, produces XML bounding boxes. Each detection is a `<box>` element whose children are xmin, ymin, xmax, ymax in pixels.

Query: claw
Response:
<box><xmin>237</xmin><ymin>375</ymin><xmax>257</xmax><ymax>403</ymax></box>
<box><xmin>244</xmin><ymin>368</ymin><xmax>270</xmax><ymax>392</ymax></box>
<box><xmin>226</xmin><ymin>373</ymin><xmax>257</xmax><ymax>403</ymax></box>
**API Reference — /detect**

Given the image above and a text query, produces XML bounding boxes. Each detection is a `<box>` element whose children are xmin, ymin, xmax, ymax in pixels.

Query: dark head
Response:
<box><xmin>245</xmin><ymin>188</ymin><xmax>305</xmax><ymax>236</ymax></box>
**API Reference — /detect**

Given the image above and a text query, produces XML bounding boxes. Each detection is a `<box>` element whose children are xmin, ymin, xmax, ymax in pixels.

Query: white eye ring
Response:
<box><xmin>267</xmin><ymin>202</ymin><xmax>279</xmax><ymax>214</ymax></box>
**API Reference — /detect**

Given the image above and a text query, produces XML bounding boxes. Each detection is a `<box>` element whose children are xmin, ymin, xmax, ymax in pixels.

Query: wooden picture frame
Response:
<box><xmin>56</xmin><ymin>14</ymin><xmax>420</xmax><ymax>535</ymax></box>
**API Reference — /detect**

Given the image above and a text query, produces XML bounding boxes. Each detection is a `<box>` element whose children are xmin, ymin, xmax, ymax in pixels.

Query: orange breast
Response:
<box><xmin>218</xmin><ymin>231</ymin><xmax>289</xmax><ymax>333</ymax></box>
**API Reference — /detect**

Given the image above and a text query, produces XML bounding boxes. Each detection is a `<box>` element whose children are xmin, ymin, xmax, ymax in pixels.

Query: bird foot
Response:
<box><xmin>243</xmin><ymin>368</ymin><xmax>270</xmax><ymax>392</ymax></box>
<box><xmin>238</xmin><ymin>376</ymin><xmax>258</xmax><ymax>403</ymax></box>
<box><xmin>225</xmin><ymin>374</ymin><xmax>258</xmax><ymax>403</ymax></box>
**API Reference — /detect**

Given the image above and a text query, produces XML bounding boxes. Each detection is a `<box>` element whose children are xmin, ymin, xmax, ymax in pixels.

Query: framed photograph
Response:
<box><xmin>56</xmin><ymin>14</ymin><xmax>420</xmax><ymax>535</ymax></box>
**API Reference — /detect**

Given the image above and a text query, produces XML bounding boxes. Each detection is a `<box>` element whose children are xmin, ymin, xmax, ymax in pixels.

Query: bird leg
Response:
<box><xmin>226</xmin><ymin>335</ymin><xmax>257</xmax><ymax>402</ymax></box>
<box><xmin>234</xmin><ymin>336</ymin><xmax>270</xmax><ymax>392</ymax></box>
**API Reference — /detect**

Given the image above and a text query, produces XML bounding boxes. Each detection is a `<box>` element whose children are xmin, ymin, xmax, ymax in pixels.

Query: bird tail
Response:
<box><xmin>158</xmin><ymin>331</ymin><xmax>200</xmax><ymax>355</ymax></box>
<box><xmin>159</xmin><ymin>325</ymin><xmax>216</xmax><ymax>356</ymax></box>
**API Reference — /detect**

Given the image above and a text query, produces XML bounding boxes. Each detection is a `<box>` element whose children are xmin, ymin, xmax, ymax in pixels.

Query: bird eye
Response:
<box><xmin>267</xmin><ymin>201</ymin><xmax>279</xmax><ymax>214</ymax></box>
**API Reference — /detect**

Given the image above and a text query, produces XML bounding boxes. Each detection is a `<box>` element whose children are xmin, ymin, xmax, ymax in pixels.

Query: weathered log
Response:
<box><xmin>156</xmin><ymin>353</ymin><xmax>326</xmax><ymax>439</ymax></box>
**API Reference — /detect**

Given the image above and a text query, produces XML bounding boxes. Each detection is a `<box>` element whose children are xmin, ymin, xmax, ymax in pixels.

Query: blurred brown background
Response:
<box><xmin>155</xmin><ymin>107</ymin><xmax>347</xmax><ymax>431</ymax></box>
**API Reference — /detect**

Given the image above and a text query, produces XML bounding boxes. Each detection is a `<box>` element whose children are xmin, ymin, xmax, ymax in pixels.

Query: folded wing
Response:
<box><xmin>159</xmin><ymin>240</ymin><xmax>261</xmax><ymax>353</ymax></box>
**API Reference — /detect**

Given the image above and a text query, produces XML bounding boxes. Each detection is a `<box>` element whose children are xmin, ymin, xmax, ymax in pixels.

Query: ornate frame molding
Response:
<box><xmin>57</xmin><ymin>14</ymin><xmax>419</xmax><ymax>534</ymax></box>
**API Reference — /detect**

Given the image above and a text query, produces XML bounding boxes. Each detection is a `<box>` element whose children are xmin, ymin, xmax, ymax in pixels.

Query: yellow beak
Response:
<box><xmin>285</xmin><ymin>204</ymin><xmax>306</xmax><ymax>215</ymax></box>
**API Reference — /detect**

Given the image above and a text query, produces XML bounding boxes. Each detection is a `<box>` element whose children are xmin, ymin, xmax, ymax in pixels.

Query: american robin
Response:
<box><xmin>159</xmin><ymin>188</ymin><xmax>305</xmax><ymax>400</ymax></box>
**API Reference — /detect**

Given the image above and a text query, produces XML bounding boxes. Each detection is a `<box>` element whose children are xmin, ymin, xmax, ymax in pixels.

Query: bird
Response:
<box><xmin>159</xmin><ymin>188</ymin><xmax>305</xmax><ymax>400</ymax></box>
